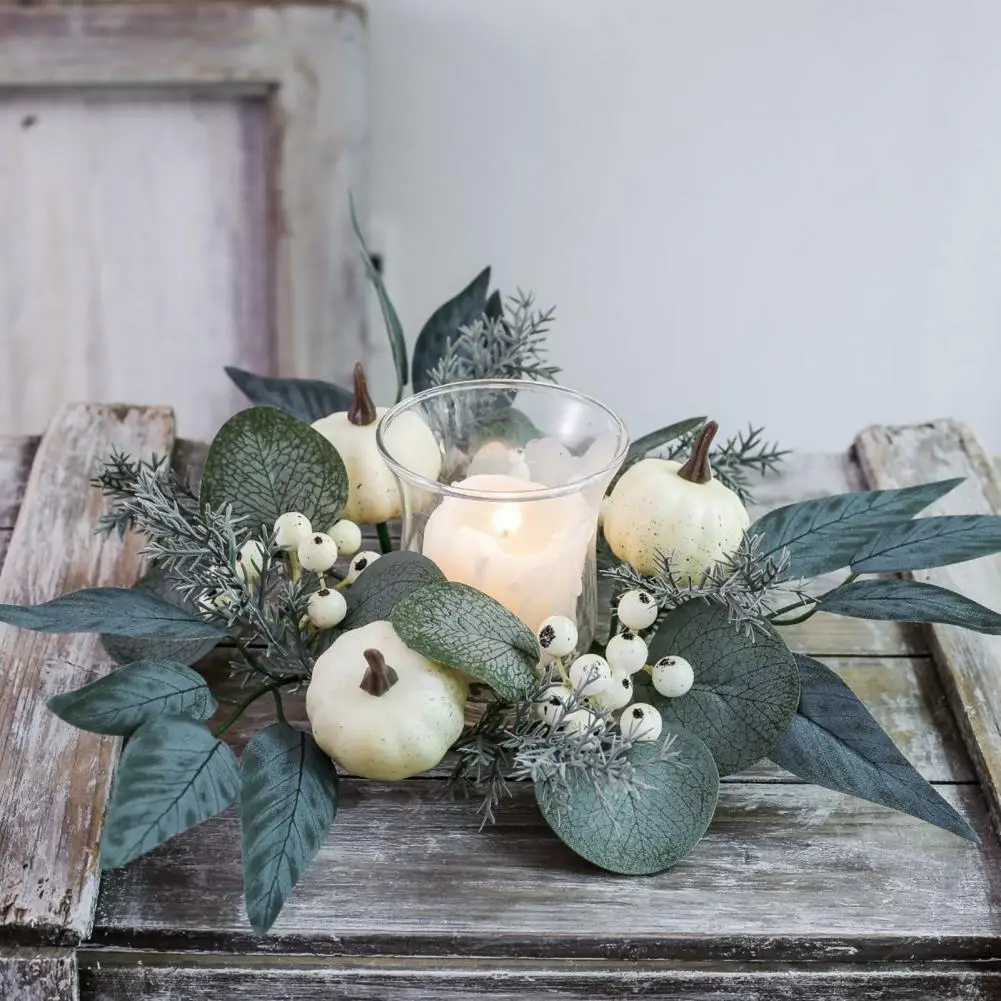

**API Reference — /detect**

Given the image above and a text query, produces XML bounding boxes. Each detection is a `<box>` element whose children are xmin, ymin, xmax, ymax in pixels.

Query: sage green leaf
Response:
<box><xmin>225</xmin><ymin>367</ymin><xmax>352</xmax><ymax>423</ymax></box>
<box><xmin>351</xmin><ymin>197</ymin><xmax>407</xmax><ymax>398</ymax></box>
<box><xmin>48</xmin><ymin>660</ymin><xmax>215</xmax><ymax>736</ymax></box>
<box><xmin>241</xmin><ymin>722</ymin><xmax>339</xmax><ymax>935</ymax></box>
<box><xmin>101</xmin><ymin>716</ymin><xmax>240</xmax><ymax>869</ymax></box>
<box><xmin>391</xmin><ymin>581</ymin><xmax>539</xmax><ymax>700</ymax></box>
<box><xmin>751</xmin><ymin>478</ymin><xmax>964</xmax><ymax>579</ymax></box>
<box><xmin>849</xmin><ymin>515</ymin><xmax>1001</xmax><ymax>574</ymax></box>
<box><xmin>411</xmin><ymin>267</ymin><xmax>491</xmax><ymax>392</ymax></box>
<box><xmin>818</xmin><ymin>578</ymin><xmax>1001</xmax><ymax>633</ymax></box>
<box><xmin>484</xmin><ymin>289</ymin><xmax>503</xmax><ymax>321</ymax></box>
<box><xmin>341</xmin><ymin>551</ymin><xmax>445</xmax><ymax>630</ymax></box>
<box><xmin>536</xmin><ymin>730</ymin><xmax>718</xmax><ymax>875</ymax></box>
<box><xmin>648</xmin><ymin>601</ymin><xmax>800</xmax><ymax>775</ymax></box>
<box><xmin>771</xmin><ymin>655</ymin><xmax>977</xmax><ymax>842</ymax></box>
<box><xmin>200</xmin><ymin>406</ymin><xmax>349</xmax><ymax>531</ymax></box>
<box><xmin>0</xmin><ymin>587</ymin><xmax>227</xmax><ymax>639</ymax></box>
<box><xmin>103</xmin><ymin>567</ymin><xmax>221</xmax><ymax>665</ymax></box>
<box><xmin>611</xmin><ymin>416</ymin><xmax>706</xmax><ymax>486</ymax></box>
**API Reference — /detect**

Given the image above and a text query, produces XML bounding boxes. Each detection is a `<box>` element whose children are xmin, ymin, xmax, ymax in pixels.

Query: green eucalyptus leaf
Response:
<box><xmin>0</xmin><ymin>587</ymin><xmax>227</xmax><ymax>639</ymax></box>
<box><xmin>771</xmin><ymin>655</ymin><xmax>977</xmax><ymax>841</ymax></box>
<box><xmin>411</xmin><ymin>267</ymin><xmax>491</xmax><ymax>392</ymax></box>
<box><xmin>648</xmin><ymin>601</ymin><xmax>800</xmax><ymax>775</ymax></box>
<box><xmin>200</xmin><ymin>406</ymin><xmax>349</xmax><ymax>531</ymax></box>
<box><xmin>241</xmin><ymin>721</ymin><xmax>339</xmax><ymax>935</ymax></box>
<box><xmin>536</xmin><ymin>730</ymin><xmax>718</xmax><ymax>875</ymax></box>
<box><xmin>751</xmin><ymin>478</ymin><xmax>964</xmax><ymax>579</ymax></box>
<box><xmin>391</xmin><ymin>581</ymin><xmax>539</xmax><ymax>700</ymax></box>
<box><xmin>849</xmin><ymin>515</ymin><xmax>1001</xmax><ymax>574</ymax></box>
<box><xmin>818</xmin><ymin>578</ymin><xmax>1001</xmax><ymax>633</ymax></box>
<box><xmin>48</xmin><ymin>660</ymin><xmax>215</xmax><ymax>736</ymax></box>
<box><xmin>101</xmin><ymin>716</ymin><xmax>240</xmax><ymax>869</ymax></box>
<box><xmin>611</xmin><ymin>416</ymin><xmax>706</xmax><ymax>486</ymax></box>
<box><xmin>225</xmin><ymin>367</ymin><xmax>352</xmax><ymax>423</ymax></box>
<box><xmin>341</xmin><ymin>551</ymin><xmax>445</xmax><ymax>630</ymax></box>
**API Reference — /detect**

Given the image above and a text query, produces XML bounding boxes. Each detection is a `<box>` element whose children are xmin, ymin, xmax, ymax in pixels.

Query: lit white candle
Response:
<box><xmin>421</xmin><ymin>473</ymin><xmax>594</xmax><ymax>631</ymax></box>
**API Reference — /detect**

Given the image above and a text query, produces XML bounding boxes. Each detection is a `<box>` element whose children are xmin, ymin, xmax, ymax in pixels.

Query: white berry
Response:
<box><xmin>592</xmin><ymin>669</ymin><xmax>634</xmax><ymax>711</ymax></box>
<box><xmin>534</xmin><ymin>684</ymin><xmax>571</xmax><ymax>724</ymax></box>
<box><xmin>537</xmin><ymin>615</ymin><xmax>578</xmax><ymax>658</ymax></box>
<box><xmin>273</xmin><ymin>511</ymin><xmax>312</xmax><ymax>551</ymax></box>
<box><xmin>569</xmin><ymin>654</ymin><xmax>611</xmax><ymax>694</ymax></box>
<box><xmin>605</xmin><ymin>630</ymin><xmax>649</xmax><ymax>675</ymax></box>
<box><xmin>307</xmin><ymin>587</ymin><xmax>348</xmax><ymax>629</ymax></box>
<box><xmin>619</xmin><ymin>702</ymin><xmax>663</xmax><ymax>742</ymax></box>
<box><xmin>652</xmin><ymin>655</ymin><xmax>695</xmax><ymax>698</ymax></box>
<box><xmin>344</xmin><ymin>550</ymin><xmax>381</xmax><ymax>584</ymax></box>
<box><xmin>617</xmin><ymin>589</ymin><xmax>658</xmax><ymax>632</ymax></box>
<box><xmin>297</xmin><ymin>532</ymin><xmax>339</xmax><ymax>573</ymax></box>
<box><xmin>327</xmin><ymin>519</ymin><xmax>363</xmax><ymax>557</ymax></box>
<box><xmin>561</xmin><ymin>708</ymin><xmax>604</xmax><ymax>736</ymax></box>
<box><xmin>235</xmin><ymin>539</ymin><xmax>265</xmax><ymax>585</ymax></box>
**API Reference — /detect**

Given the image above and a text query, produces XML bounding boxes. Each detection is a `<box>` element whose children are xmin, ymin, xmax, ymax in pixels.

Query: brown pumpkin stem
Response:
<box><xmin>348</xmin><ymin>361</ymin><xmax>378</xmax><ymax>426</ymax></box>
<box><xmin>678</xmin><ymin>420</ymin><xmax>718</xmax><ymax>484</ymax></box>
<box><xmin>360</xmin><ymin>649</ymin><xmax>399</xmax><ymax>696</ymax></box>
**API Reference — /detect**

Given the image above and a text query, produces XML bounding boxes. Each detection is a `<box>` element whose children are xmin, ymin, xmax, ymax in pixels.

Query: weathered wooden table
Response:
<box><xmin>2</xmin><ymin>404</ymin><xmax>1001</xmax><ymax>1000</ymax></box>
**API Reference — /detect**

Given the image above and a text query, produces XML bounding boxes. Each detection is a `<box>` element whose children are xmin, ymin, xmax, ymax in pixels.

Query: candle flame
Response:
<box><xmin>490</xmin><ymin>504</ymin><xmax>522</xmax><ymax>538</ymax></box>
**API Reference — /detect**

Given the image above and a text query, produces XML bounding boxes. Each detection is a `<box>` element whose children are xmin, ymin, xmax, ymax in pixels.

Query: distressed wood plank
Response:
<box><xmin>0</xmin><ymin>434</ymin><xmax>38</xmax><ymax>527</ymax></box>
<box><xmin>0</xmin><ymin>404</ymin><xmax>175</xmax><ymax>946</ymax></box>
<box><xmin>854</xmin><ymin>421</ymin><xmax>1001</xmax><ymax>838</ymax></box>
<box><xmin>92</xmin><ymin>781</ymin><xmax>998</xmax><ymax>961</ymax></box>
<box><xmin>0</xmin><ymin>948</ymin><xmax>77</xmax><ymax>1001</ymax></box>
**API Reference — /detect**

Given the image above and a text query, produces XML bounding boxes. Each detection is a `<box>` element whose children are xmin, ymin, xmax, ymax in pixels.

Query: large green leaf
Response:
<box><xmin>771</xmin><ymin>655</ymin><xmax>977</xmax><ymax>842</ymax></box>
<box><xmin>241</xmin><ymin>722</ymin><xmax>339</xmax><ymax>935</ymax></box>
<box><xmin>611</xmin><ymin>416</ymin><xmax>706</xmax><ymax>486</ymax></box>
<box><xmin>200</xmin><ymin>406</ymin><xmax>348</xmax><ymax>531</ymax></box>
<box><xmin>225</xmin><ymin>367</ymin><xmax>352</xmax><ymax>423</ymax></box>
<box><xmin>101</xmin><ymin>716</ymin><xmax>240</xmax><ymax>869</ymax></box>
<box><xmin>48</xmin><ymin>660</ymin><xmax>215</xmax><ymax>736</ymax></box>
<box><xmin>849</xmin><ymin>515</ymin><xmax>1001</xmax><ymax>574</ymax></box>
<box><xmin>818</xmin><ymin>578</ymin><xmax>1001</xmax><ymax>633</ymax></box>
<box><xmin>411</xmin><ymin>267</ymin><xmax>491</xmax><ymax>392</ymax></box>
<box><xmin>391</xmin><ymin>581</ymin><xmax>539</xmax><ymax>700</ymax></box>
<box><xmin>648</xmin><ymin>601</ymin><xmax>800</xmax><ymax>775</ymax></box>
<box><xmin>341</xmin><ymin>551</ymin><xmax>445</xmax><ymax>631</ymax></box>
<box><xmin>536</xmin><ymin>730</ymin><xmax>718</xmax><ymax>874</ymax></box>
<box><xmin>0</xmin><ymin>587</ymin><xmax>227</xmax><ymax>639</ymax></box>
<box><xmin>750</xmin><ymin>478</ymin><xmax>964</xmax><ymax>579</ymax></box>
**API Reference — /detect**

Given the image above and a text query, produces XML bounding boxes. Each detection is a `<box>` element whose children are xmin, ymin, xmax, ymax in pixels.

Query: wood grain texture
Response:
<box><xmin>854</xmin><ymin>420</ymin><xmax>1001</xmax><ymax>839</ymax></box>
<box><xmin>0</xmin><ymin>435</ymin><xmax>38</xmax><ymax>527</ymax></box>
<box><xmin>0</xmin><ymin>948</ymin><xmax>77</xmax><ymax>1001</ymax></box>
<box><xmin>0</xmin><ymin>404</ymin><xmax>175</xmax><ymax>946</ymax></box>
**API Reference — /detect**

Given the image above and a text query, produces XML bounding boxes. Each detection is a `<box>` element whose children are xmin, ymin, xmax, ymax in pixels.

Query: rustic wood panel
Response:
<box><xmin>854</xmin><ymin>421</ymin><xmax>1001</xmax><ymax>839</ymax></box>
<box><xmin>0</xmin><ymin>434</ymin><xmax>38</xmax><ymax>527</ymax></box>
<box><xmin>0</xmin><ymin>948</ymin><xmax>77</xmax><ymax>1001</ymax></box>
<box><xmin>77</xmin><ymin>955</ymin><xmax>1001</xmax><ymax>1001</ymax></box>
<box><xmin>0</xmin><ymin>404</ymin><xmax>175</xmax><ymax>945</ymax></box>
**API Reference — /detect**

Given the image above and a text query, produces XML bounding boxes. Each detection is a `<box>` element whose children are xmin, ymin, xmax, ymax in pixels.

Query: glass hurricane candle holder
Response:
<box><xmin>376</xmin><ymin>380</ymin><xmax>629</xmax><ymax>650</ymax></box>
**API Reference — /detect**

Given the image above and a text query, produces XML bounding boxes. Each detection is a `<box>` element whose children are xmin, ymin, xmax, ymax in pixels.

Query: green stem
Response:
<box><xmin>213</xmin><ymin>679</ymin><xmax>285</xmax><ymax>738</ymax></box>
<box><xmin>234</xmin><ymin>636</ymin><xmax>282</xmax><ymax>681</ymax></box>
<box><xmin>272</xmin><ymin>689</ymin><xmax>288</xmax><ymax>726</ymax></box>
<box><xmin>768</xmin><ymin>572</ymin><xmax>860</xmax><ymax>625</ymax></box>
<box><xmin>289</xmin><ymin>550</ymin><xmax>302</xmax><ymax>585</ymax></box>
<box><xmin>770</xmin><ymin>605</ymin><xmax>820</xmax><ymax>627</ymax></box>
<box><xmin>376</xmin><ymin>521</ymin><xmax>394</xmax><ymax>555</ymax></box>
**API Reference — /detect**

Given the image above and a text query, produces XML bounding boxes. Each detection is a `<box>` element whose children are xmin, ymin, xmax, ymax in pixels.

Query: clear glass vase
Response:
<box><xmin>376</xmin><ymin>380</ymin><xmax>628</xmax><ymax>650</ymax></box>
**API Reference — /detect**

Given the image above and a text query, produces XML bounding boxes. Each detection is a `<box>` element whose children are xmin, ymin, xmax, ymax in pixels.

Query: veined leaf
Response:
<box><xmin>818</xmin><ymin>578</ymin><xmax>1001</xmax><ymax>633</ymax></box>
<box><xmin>0</xmin><ymin>587</ymin><xmax>227</xmax><ymax>639</ymax></box>
<box><xmin>411</xmin><ymin>267</ymin><xmax>491</xmax><ymax>392</ymax></box>
<box><xmin>241</xmin><ymin>722</ymin><xmax>339</xmax><ymax>935</ymax></box>
<box><xmin>341</xmin><ymin>551</ymin><xmax>445</xmax><ymax>631</ymax></box>
<box><xmin>101</xmin><ymin>716</ymin><xmax>240</xmax><ymax>869</ymax></box>
<box><xmin>48</xmin><ymin>660</ymin><xmax>215</xmax><ymax>736</ymax></box>
<box><xmin>771</xmin><ymin>655</ymin><xmax>977</xmax><ymax>842</ymax></box>
<box><xmin>225</xmin><ymin>367</ymin><xmax>352</xmax><ymax>423</ymax></box>
<box><xmin>611</xmin><ymin>417</ymin><xmax>706</xmax><ymax>486</ymax></box>
<box><xmin>850</xmin><ymin>515</ymin><xmax>1001</xmax><ymax>573</ymax></box>
<box><xmin>750</xmin><ymin>478</ymin><xmax>964</xmax><ymax>579</ymax></box>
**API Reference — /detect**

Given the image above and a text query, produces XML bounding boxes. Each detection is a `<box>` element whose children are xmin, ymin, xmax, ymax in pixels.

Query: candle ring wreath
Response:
<box><xmin>4</xmin><ymin>220</ymin><xmax>998</xmax><ymax>935</ymax></box>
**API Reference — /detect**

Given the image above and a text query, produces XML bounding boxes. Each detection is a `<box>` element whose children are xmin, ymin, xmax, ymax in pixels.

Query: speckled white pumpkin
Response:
<box><xmin>306</xmin><ymin>621</ymin><xmax>467</xmax><ymax>780</ymax></box>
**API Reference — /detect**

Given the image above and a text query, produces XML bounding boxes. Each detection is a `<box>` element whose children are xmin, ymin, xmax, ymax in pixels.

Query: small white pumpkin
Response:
<box><xmin>306</xmin><ymin>620</ymin><xmax>467</xmax><ymax>780</ymax></box>
<box><xmin>603</xmin><ymin>420</ymin><xmax>749</xmax><ymax>583</ymax></box>
<box><xmin>311</xmin><ymin>362</ymin><xmax>442</xmax><ymax>525</ymax></box>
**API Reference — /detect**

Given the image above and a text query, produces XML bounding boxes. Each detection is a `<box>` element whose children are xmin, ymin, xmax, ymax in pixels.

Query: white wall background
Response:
<box><xmin>366</xmin><ymin>0</ymin><xmax>1001</xmax><ymax>452</ymax></box>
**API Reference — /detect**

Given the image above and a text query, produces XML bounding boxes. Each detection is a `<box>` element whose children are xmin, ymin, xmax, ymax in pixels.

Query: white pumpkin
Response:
<box><xmin>603</xmin><ymin>420</ymin><xmax>749</xmax><ymax>583</ymax></box>
<box><xmin>311</xmin><ymin>362</ymin><xmax>441</xmax><ymax>524</ymax></box>
<box><xmin>306</xmin><ymin>620</ymin><xmax>467</xmax><ymax>780</ymax></box>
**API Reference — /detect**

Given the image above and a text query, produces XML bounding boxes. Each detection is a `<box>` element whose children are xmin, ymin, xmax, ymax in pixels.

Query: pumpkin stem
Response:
<box><xmin>348</xmin><ymin>361</ymin><xmax>378</xmax><ymax>426</ymax></box>
<box><xmin>678</xmin><ymin>420</ymin><xmax>718</xmax><ymax>484</ymax></box>
<box><xmin>360</xmin><ymin>648</ymin><xmax>399</xmax><ymax>696</ymax></box>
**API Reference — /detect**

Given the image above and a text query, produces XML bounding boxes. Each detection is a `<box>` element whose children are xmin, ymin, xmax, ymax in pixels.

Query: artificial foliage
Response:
<box><xmin>2</xmin><ymin>221</ymin><xmax>999</xmax><ymax>937</ymax></box>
